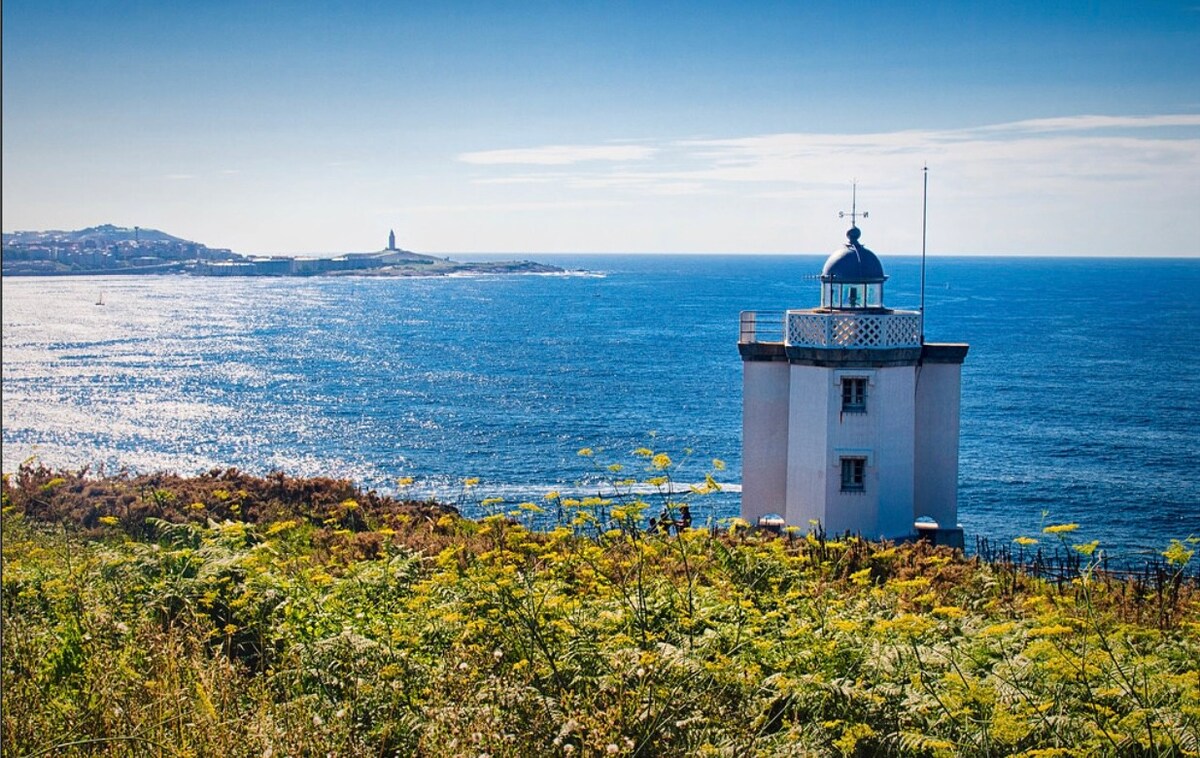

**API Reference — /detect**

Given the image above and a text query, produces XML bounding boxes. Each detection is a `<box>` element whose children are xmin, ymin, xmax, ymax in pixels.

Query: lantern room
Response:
<box><xmin>819</xmin><ymin>226</ymin><xmax>886</xmax><ymax>310</ymax></box>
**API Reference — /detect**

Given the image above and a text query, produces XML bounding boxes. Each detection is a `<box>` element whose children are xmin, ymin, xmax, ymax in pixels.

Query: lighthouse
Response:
<box><xmin>738</xmin><ymin>199</ymin><xmax>968</xmax><ymax>546</ymax></box>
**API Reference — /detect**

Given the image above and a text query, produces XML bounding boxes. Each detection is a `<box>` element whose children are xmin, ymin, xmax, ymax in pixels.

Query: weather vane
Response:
<box><xmin>838</xmin><ymin>181</ymin><xmax>868</xmax><ymax>227</ymax></box>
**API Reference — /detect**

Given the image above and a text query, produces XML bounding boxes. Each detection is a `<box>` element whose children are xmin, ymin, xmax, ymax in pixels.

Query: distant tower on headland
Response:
<box><xmin>738</xmin><ymin>187</ymin><xmax>968</xmax><ymax>547</ymax></box>
<box><xmin>387</xmin><ymin>229</ymin><xmax>397</xmax><ymax>250</ymax></box>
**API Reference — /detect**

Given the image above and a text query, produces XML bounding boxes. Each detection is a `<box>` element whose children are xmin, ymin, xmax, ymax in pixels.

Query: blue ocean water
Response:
<box><xmin>3</xmin><ymin>255</ymin><xmax>1198</xmax><ymax>558</ymax></box>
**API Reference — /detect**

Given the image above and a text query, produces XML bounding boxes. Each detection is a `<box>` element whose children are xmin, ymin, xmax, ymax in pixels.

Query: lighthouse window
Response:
<box><xmin>840</xmin><ymin>457</ymin><xmax>866</xmax><ymax>492</ymax></box>
<box><xmin>841</xmin><ymin>377</ymin><xmax>867</xmax><ymax>413</ymax></box>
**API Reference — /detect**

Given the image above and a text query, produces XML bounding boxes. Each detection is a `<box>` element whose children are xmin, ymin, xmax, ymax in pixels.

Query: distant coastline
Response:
<box><xmin>1</xmin><ymin>224</ymin><xmax>565</xmax><ymax>277</ymax></box>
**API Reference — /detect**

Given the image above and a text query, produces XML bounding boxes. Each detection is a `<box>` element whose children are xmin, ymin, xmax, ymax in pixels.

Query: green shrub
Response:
<box><xmin>3</xmin><ymin>464</ymin><xmax>1198</xmax><ymax>757</ymax></box>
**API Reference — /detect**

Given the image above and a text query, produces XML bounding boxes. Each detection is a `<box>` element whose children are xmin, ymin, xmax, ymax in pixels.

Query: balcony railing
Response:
<box><xmin>740</xmin><ymin>309</ymin><xmax>922</xmax><ymax>350</ymax></box>
<box><xmin>739</xmin><ymin>310</ymin><xmax>784</xmax><ymax>344</ymax></box>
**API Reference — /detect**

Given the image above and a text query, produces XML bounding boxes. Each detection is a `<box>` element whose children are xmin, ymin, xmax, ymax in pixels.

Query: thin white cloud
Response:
<box><xmin>406</xmin><ymin>199</ymin><xmax>628</xmax><ymax>214</ymax></box>
<box><xmin>466</xmin><ymin>115</ymin><xmax>1200</xmax><ymax>186</ymax></box>
<box><xmin>969</xmin><ymin>114</ymin><xmax>1200</xmax><ymax>134</ymax></box>
<box><xmin>459</xmin><ymin>144</ymin><xmax>657</xmax><ymax>165</ymax></box>
<box><xmin>564</xmin><ymin>173</ymin><xmax>716</xmax><ymax>196</ymax></box>
<box><xmin>165</xmin><ymin>173</ymin><xmax>194</xmax><ymax>180</ymax></box>
<box><xmin>605</xmin><ymin>116</ymin><xmax>1200</xmax><ymax>194</ymax></box>
<box><xmin>451</xmin><ymin>113</ymin><xmax>1200</xmax><ymax>254</ymax></box>
<box><xmin>471</xmin><ymin>174</ymin><xmax>564</xmax><ymax>185</ymax></box>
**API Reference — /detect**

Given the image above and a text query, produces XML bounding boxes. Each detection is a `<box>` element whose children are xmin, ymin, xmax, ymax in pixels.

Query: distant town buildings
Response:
<box><xmin>1</xmin><ymin>225</ymin><xmax>237</xmax><ymax>275</ymax></box>
<box><xmin>1</xmin><ymin>224</ymin><xmax>411</xmax><ymax>276</ymax></box>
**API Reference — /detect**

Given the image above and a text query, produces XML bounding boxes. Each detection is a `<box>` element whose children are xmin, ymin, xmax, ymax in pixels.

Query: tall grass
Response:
<box><xmin>3</xmin><ymin>461</ymin><xmax>1198</xmax><ymax>757</ymax></box>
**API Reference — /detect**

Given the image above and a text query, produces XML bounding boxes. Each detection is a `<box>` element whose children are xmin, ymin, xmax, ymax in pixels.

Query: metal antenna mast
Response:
<box><xmin>839</xmin><ymin>181</ymin><xmax>869</xmax><ymax>227</ymax></box>
<box><xmin>920</xmin><ymin>165</ymin><xmax>928</xmax><ymax>344</ymax></box>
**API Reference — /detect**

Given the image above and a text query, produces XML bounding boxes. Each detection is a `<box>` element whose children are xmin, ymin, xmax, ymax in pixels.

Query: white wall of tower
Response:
<box><xmin>740</xmin><ymin>361</ymin><xmax>790</xmax><ymax>525</ymax></box>
<box><xmin>740</xmin><ymin>353</ymin><xmax>963</xmax><ymax>541</ymax></box>
<box><xmin>913</xmin><ymin>361</ymin><xmax>963</xmax><ymax>528</ymax></box>
<box><xmin>784</xmin><ymin>365</ymin><xmax>830</xmax><ymax>529</ymax></box>
<box><xmin>873</xmin><ymin>367</ymin><xmax>917</xmax><ymax>539</ymax></box>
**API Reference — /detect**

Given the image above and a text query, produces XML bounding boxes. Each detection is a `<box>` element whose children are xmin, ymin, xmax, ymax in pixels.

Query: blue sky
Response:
<box><xmin>3</xmin><ymin>1</ymin><xmax>1198</xmax><ymax>255</ymax></box>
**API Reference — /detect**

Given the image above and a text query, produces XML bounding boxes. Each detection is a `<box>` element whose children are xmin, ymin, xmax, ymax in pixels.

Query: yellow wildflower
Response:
<box><xmin>833</xmin><ymin>723</ymin><xmax>875</xmax><ymax>756</ymax></box>
<box><xmin>1028</xmin><ymin>624</ymin><xmax>1075</xmax><ymax>637</ymax></box>
<box><xmin>932</xmin><ymin>605</ymin><xmax>965</xmax><ymax>619</ymax></box>
<box><xmin>980</xmin><ymin>622</ymin><xmax>1017</xmax><ymax>637</ymax></box>
<box><xmin>266</xmin><ymin>520</ymin><xmax>298</xmax><ymax>535</ymax></box>
<box><xmin>1042</xmin><ymin>523</ymin><xmax>1079</xmax><ymax>534</ymax></box>
<box><xmin>1163</xmin><ymin>539</ymin><xmax>1195</xmax><ymax>567</ymax></box>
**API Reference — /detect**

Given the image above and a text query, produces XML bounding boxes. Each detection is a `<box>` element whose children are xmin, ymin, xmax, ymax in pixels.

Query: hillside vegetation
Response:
<box><xmin>2</xmin><ymin>462</ymin><xmax>1197</xmax><ymax>757</ymax></box>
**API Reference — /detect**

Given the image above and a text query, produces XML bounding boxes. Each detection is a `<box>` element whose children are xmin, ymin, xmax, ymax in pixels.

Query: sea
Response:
<box><xmin>3</xmin><ymin>254</ymin><xmax>1198</xmax><ymax>560</ymax></box>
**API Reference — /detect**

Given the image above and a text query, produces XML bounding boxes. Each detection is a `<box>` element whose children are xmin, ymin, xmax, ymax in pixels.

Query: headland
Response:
<box><xmin>1</xmin><ymin>225</ymin><xmax>564</xmax><ymax>277</ymax></box>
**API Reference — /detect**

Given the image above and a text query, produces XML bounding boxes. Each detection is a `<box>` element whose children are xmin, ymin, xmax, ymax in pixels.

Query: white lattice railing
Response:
<box><xmin>786</xmin><ymin>310</ymin><xmax>922</xmax><ymax>349</ymax></box>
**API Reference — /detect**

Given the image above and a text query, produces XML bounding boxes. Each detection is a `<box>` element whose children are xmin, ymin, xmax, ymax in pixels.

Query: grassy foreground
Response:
<box><xmin>2</xmin><ymin>463</ymin><xmax>1198</xmax><ymax>757</ymax></box>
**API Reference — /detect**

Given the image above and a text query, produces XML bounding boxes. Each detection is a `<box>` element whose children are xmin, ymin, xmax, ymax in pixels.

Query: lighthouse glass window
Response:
<box><xmin>841</xmin><ymin>377</ymin><xmax>867</xmax><ymax>413</ymax></box>
<box><xmin>823</xmin><ymin>283</ymin><xmax>882</xmax><ymax>309</ymax></box>
<box><xmin>840</xmin><ymin>457</ymin><xmax>866</xmax><ymax>492</ymax></box>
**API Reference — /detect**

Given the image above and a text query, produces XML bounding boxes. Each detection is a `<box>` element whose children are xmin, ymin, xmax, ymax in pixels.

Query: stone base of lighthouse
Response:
<box><xmin>740</xmin><ymin>340</ymin><xmax>967</xmax><ymax>545</ymax></box>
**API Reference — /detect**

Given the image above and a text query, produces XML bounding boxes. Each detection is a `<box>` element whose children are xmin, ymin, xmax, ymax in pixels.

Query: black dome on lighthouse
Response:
<box><xmin>820</xmin><ymin>226</ymin><xmax>887</xmax><ymax>284</ymax></box>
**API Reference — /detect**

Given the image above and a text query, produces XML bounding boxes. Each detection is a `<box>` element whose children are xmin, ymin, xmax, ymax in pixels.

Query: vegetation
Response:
<box><xmin>3</xmin><ymin>459</ymin><xmax>1198</xmax><ymax>757</ymax></box>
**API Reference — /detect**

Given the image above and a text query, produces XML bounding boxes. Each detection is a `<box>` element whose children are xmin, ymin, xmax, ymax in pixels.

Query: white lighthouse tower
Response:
<box><xmin>738</xmin><ymin>198</ymin><xmax>968</xmax><ymax>546</ymax></box>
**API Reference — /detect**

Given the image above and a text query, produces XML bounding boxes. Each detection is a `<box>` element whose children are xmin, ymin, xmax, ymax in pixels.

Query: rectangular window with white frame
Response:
<box><xmin>841</xmin><ymin>377</ymin><xmax>867</xmax><ymax>413</ymax></box>
<box><xmin>840</xmin><ymin>456</ymin><xmax>866</xmax><ymax>492</ymax></box>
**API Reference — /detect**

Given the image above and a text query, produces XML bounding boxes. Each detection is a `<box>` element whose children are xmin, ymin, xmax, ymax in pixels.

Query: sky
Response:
<box><xmin>3</xmin><ymin>1</ymin><xmax>1199</xmax><ymax>256</ymax></box>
